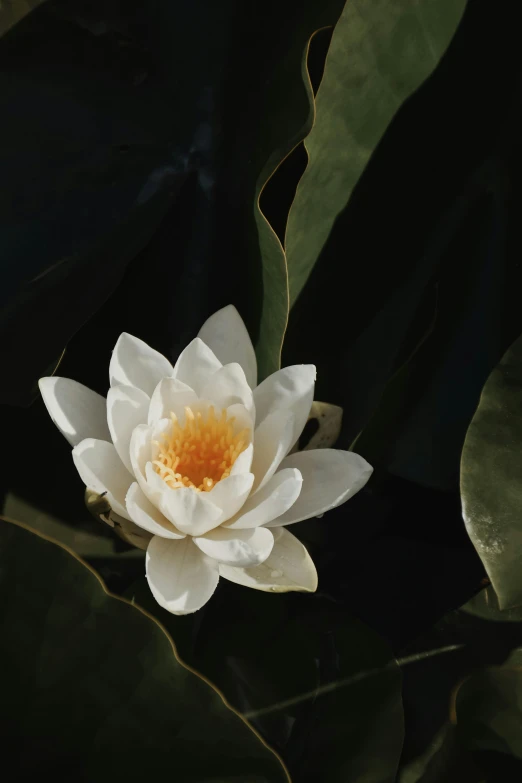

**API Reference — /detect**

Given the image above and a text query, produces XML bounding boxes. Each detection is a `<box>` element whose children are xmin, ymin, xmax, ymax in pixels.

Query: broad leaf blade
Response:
<box><xmin>285</xmin><ymin>0</ymin><xmax>466</xmax><ymax>307</ymax></box>
<box><xmin>253</xmin><ymin>5</ymin><xmax>345</xmax><ymax>379</ymax></box>
<box><xmin>461</xmin><ymin>330</ymin><xmax>522</xmax><ymax>609</ymax></box>
<box><xmin>456</xmin><ymin>648</ymin><xmax>522</xmax><ymax>760</ymax></box>
<box><xmin>0</xmin><ymin>517</ymin><xmax>288</xmax><ymax>781</ymax></box>
<box><xmin>132</xmin><ymin>582</ymin><xmax>404</xmax><ymax>783</ymax></box>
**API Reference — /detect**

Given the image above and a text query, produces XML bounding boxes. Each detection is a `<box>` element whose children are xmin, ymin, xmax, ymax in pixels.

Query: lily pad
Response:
<box><xmin>131</xmin><ymin>582</ymin><xmax>404</xmax><ymax>782</ymax></box>
<box><xmin>0</xmin><ymin>516</ymin><xmax>288</xmax><ymax>781</ymax></box>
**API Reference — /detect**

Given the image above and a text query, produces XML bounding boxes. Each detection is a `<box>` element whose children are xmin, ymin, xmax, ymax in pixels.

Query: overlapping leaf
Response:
<box><xmin>131</xmin><ymin>581</ymin><xmax>404</xmax><ymax>783</ymax></box>
<box><xmin>256</xmin><ymin>0</ymin><xmax>466</xmax><ymax>377</ymax></box>
<box><xmin>461</xmin><ymin>330</ymin><xmax>522</xmax><ymax>609</ymax></box>
<box><xmin>0</xmin><ymin>517</ymin><xmax>288</xmax><ymax>781</ymax></box>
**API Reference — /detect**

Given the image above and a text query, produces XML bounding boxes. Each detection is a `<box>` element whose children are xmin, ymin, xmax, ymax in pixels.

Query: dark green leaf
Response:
<box><xmin>461</xmin><ymin>330</ymin><xmax>522</xmax><ymax>609</ymax></box>
<box><xmin>0</xmin><ymin>517</ymin><xmax>288</xmax><ymax>781</ymax></box>
<box><xmin>0</xmin><ymin>0</ymin><xmax>45</xmax><ymax>36</ymax></box>
<box><xmin>253</xmin><ymin>5</ymin><xmax>345</xmax><ymax>379</ymax></box>
<box><xmin>456</xmin><ymin>648</ymin><xmax>522</xmax><ymax>760</ymax></box>
<box><xmin>130</xmin><ymin>582</ymin><xmax>404</xmax><ymax>783</ymax></box>
<box><xmin>398</xmin><ymin>724</ymin><xmax>483</xmax><ymax>783</ymax></box>
<box><xmin>256</xmin><ymin>0</ymin><xmax>465</xmax><ymax>380</ymax></box>
<box><xmin>285</xmin><ymin>0</ymin><xmax>466</xmax><ymax>306</ymax></box>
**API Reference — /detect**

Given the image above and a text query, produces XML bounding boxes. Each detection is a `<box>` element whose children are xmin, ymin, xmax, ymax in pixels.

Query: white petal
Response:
<box><xmin>201</xmin><ymin>363</ymin><xmax>254</xmax><ymax>416</ymax></box>
<box><xmin>107</xmin><ymin>385</ymin><xmax>149</xmax><ymax>473</ymax></box>
<box><xmin>226</xmin><ymin>402</ymin><xmax>254</xmax><ymax>440</ymax></box>
<box><xmin>253</xmin><ymin>365</ymin><xmax>316</xmax><ymax>449</ymax></box>
<box><xmin>149</xmin><ymin>417</ymin><xmax>171</xmax><ymax>463</ymax></box>
<box><xmin>110</xmin><ymin>333</ymin><xmax>173</xmax><ymax>396</ymax></box>
<box><xmin>72</xmin><ymin>438</ymin><xmax>133</xmax><ymax>520</ymax></box>
<box><xmin>144</xmin><ymin>464</ymin><xmax>222</xmax><ymax>536</ymax></box>
<box><xmin>130</xmin><ymin>424</ymin><xmax>153</xmax><ymax>485</ymax></box>
<box><xmin>223</xmin><ymin>468</ymin><xmax>303</xmax><ymax>529</ymax></box>
<box><xmin>172</xmin><ymin>337</ymin><xmax>222</xmax><ymax>396</ymax></box>
<box><xmin>146</xmin><ymin>536</ymin><xmax>219</xmax><ymax>615</ymax></box>
<box><xmin>207</xmin><ymin>473</ymin><xmax>255</xmax><ymax>521</ymax></box>
<box><xmin>198</xmin><ymin>305</ymin><xmax>257</xmax><ymax>388</ymax></box>
<box><xmin>148</xmin><ymin>378</ymin><xmax>198</xmax><ymax>425</ymax></box>
<box><xmin>230</xmin><ymin>443</ymin><xmax>254</xmax><ymax>475</ymax></box>
<box><xmin>126</xmin><ymin>483</ymin><xmax>185</xmax><ymax>539</ymax></box>
<box><xmin>194</xmin><ymin>527</ymin><xmax>274</xmax><ymax>567</ymax></box>
<box><xmin>269</xmin><ymin>449</ymin><xmax>373</xmax><ymax>526</ymax></box>
<box><xmin>39</xmin><ymin>377</ymin><xmax>110</xmax><ymax>447</ymax></box>
<box><xmin>219</xmin><ymin>527</ymin><xmax>317</xmax><ymax>592</ymax></box>
<box><xmin>250</xmin><ymin>410</ymin><xmax>296</xmax><ymax>492</ymax></box>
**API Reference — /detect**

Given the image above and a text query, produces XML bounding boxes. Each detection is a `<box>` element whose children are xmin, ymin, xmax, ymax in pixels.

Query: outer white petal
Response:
<box><xmin>110</xmin><ymin>333</ymin><xmax>173</xmax><ymax>396</ymax></box>
<box><xmin>253</xmin><ymin>365</ymin><xmax>316</xmax><ymax>449</ymax></box>
<box><xmin>201</xmin><ymin>363</ymin><xmax>254</xmax><ymax>416</ymax></box>
<box><xmin>250</xmin><ymin>410</ymin><xmax>296</xmax><ymax>492</ymax></box>
<box><xmin>126</xmin><ymin>483</ymin><xmax>185</xmax><ymax>540</ymax></box>
<box><xmin>194</xmin><ymin>527</ymin><xmax>274</xmax><ymax>567</ymax></box>
<box><xmin>39</xmin><ymin>377</ymin><xmax>110</xmax><ymax>447</ymax></box>
<box><xmin>146</xmin><ymin>536</ymin><xmax>219</xmax><ymax>615</ymax></box>
<box><xmin>219</xmin><ymin>527</ymin><xmax>317</xmax><ymax>592</ymax></box>
<box><xmin>107</xmin><ymin>385</ymin><xmax>149</xmax><ymax>473</ymax></box>
<box><xmin>223</xmin><ymin>468</ymin><xmax>303</xmax><ymax>529</ymax></box>
<box><xmin>72</xmin><ymin>438</ymin><xmax>133</xmax><ymax>520</ymax></box>
<box><xmin>197</xmin><ymin>304</ymin><xmax>257</xmax><ymax>388</ymax></box>
<box><xmin>144</xmin><ymin>464</ymin><xmax>222</xmax><ymax>536</ymax></box>
<box><xmin>172</xmin><ymin>337</ymin><xmax>222</xmax><ymax>396</ymax></box>
<box><xmin>207</xmin><ymin>473</ymin><xmax>255</xmax><ymax>521</ymax></box>
<box><xmin>148</xmin><ymin>378</ymin><xmax>198</xmax><ymax>425</ymax></box>
<box><xmin>270</xmin><ymin>449</ymin><xmax>373</xmax><ymax>526</ymax></box>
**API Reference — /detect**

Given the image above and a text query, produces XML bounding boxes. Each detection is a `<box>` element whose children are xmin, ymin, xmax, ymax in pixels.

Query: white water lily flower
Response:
<box><xmin>39</xmin><ymin>305</ymin><xmax>372</xmax><ymax>615</ymax></box>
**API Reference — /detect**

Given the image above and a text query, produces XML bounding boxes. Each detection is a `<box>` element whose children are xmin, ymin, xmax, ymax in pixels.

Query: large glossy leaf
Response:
<box><xmin>130</xmin><ymin>581</ymin><xmax>404</xmax><ymax>782</ymax></box>
<box><xmin>252</xmin><ymin>4</ymin><xmax>344</xmax><ymax>379</ymax></box>
<box><xmin>0</xmin><ymin>517</ymin><xmax>288</xmax><ymax>781</ymax></box>
<box><xmin>285</xmin><ymin>0</ymin><xmax>466</xmax><ymax>306</ymax></box>
<box><xmin>461</xmin><ymin>330</ymin><xmax>522</xmax><ymax>609</ymax></box>
<box><xmin>256</xmin><ymin>0</ymin><xmax>465</xmax><ymax>379</ymax></box>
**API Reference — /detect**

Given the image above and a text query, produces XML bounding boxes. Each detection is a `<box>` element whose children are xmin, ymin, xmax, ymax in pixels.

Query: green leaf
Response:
<box><xmin>253</xmin><ymin>6</ymin><xmax>345</xmax><ymax>380</ymax></box>
<box><xmin>456</xmin><ymin>648</ymin><xmax>522</xmax><ymax>760</ymax></box>
<box><xmin>0</xmin><ymin>517</ymin><xmax>288</xmax><ymax>781</ymax></box>
<box><xmin>398</xmin><ymin>724</ymin><xmax>483</xmax><ymax>783</ymax></box>
<box><xmin>130</xmin><ymin>582</ymin><xmax>404</xmax><ymax>782</ymax></box>
<box><xmin>284</xmin><ymin>0</ymin><xmax>466</xmax><ymax>308</ymax></box>
<box><xmin>461</xmin><ymin>330</ymin><xmax>522</xmax><ymax>609</ymax></box>
<box><xmin>461</xmin><ymin>585</ymin><xmax>522</xmax><ymax>624</ymax></box>
<box><xmin>0</xmin><ymin>0</ymin><xmax>45</xmax><ymax>37</ymax></box>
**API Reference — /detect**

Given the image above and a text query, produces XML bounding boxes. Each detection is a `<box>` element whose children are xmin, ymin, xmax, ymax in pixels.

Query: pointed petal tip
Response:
<box><xmin>38</xmin><ymin>376</ymin><xmax>110</xmax><ymax>446</ymax></box>
<box><xmin>197</xmin><ymin>305</ymin><xmax>257</xmax><ymax>388</ymax></box>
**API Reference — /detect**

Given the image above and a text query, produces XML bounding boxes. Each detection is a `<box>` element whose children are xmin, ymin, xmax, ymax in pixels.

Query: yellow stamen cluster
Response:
<box><xmin>153</xmin><ymin>406</ymin><xmax>248</xmax><ymax>492</ymax></box>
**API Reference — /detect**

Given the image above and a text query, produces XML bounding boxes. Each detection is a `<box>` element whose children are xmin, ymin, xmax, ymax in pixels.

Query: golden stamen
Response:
<box><xmin>152</xmin><ymin>405</ymin><xmax>248</xmax><ymax>492</ymax></box>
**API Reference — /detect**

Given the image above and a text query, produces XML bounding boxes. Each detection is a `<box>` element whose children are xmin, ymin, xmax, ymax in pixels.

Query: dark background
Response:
<box><xmin>2</xmin><ymin>0</ymin><xmax>522</xmax><ymax>778</ymax></box>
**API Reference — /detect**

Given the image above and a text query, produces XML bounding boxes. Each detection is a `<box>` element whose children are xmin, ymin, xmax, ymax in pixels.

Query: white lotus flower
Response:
<box><xmin>39</xmin><ymin>306</ymin><xmax>372</xmax><ymax>615</ymax></box>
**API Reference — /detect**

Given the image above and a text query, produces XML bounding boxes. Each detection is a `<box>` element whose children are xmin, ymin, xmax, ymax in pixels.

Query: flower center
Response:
<box><xmin>152</xmin><ymin>406</ymin><xmax>248</xmax><ymax>492</ymax></box>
